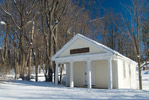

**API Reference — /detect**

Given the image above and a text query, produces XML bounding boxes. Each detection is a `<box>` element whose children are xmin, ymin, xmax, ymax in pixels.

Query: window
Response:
<box><xmin>123</xmin><ymin>62</ymin><xmax>126</xmax><ymax>78</ymax></box>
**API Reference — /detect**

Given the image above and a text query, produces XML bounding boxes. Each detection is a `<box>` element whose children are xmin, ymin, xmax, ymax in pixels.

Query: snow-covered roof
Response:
<box><xmin>52</xmin><ymin>34</ymin><xmax>137</xmax><ymax>64</ymax></box>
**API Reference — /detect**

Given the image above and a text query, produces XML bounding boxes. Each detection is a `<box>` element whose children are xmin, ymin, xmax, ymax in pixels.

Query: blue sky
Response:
<box><xmin>86</xmin><ymin>0</ymin><xmax>132</xmax><ymax>19</ymax></box>
<box><xmin>101</xmin><ymin>0</ymin><xmax>131</xmax><ymax>12</ymax></box>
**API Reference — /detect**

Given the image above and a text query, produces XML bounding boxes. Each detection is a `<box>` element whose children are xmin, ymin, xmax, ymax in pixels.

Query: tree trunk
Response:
<box><xmin>35</xmin><ymin>64</ymin><xmax>38</xmax><ymax>82</ymax></box>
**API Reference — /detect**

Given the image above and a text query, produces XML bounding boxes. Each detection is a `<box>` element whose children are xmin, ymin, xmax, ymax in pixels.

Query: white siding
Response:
<box><xmin>112</xmin><ymin>60</ymin><xmax>117</xmax><ymax>89</ymax></box>
<box><xmin>117</xmin><ymin>59</ymin><xmax>137</xmax><ymax>89</ymax></box>
<box><xmin>92</xmin><ymin>60</ymin><xmax>108</xmax><ymax>89</ymax></box>
<box><xmin>130</xmin><ymin>64</ymin><xmax>137</xmax><ymax>89</ymax></box>
<box><xmin>73</xmin><ymin>62</ymin><xmax>85</xmax><ymax>86</ymax></box>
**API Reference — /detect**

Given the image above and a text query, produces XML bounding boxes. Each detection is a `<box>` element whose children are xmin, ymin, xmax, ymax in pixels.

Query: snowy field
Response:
<box><xmin>141</xmin><ymin>71</ymin><xmax>149</xmax><ymax>90</ymax></box>
<box><xmin>0</xmin><ymin>71</ymin><xmax>149</xmax><ymax>100</ymax></box>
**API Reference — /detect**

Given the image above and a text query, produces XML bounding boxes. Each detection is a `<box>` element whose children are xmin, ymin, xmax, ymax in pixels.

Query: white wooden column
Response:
<box><xmin>87</xmin><ymin>60</ymin><xmax>92</xmax><ymax>89</ymax></box>
<box><xmin>108</xmin><ymin>58</ymin><xmax>112</xmax><ymax>89</ymax></box>
<box><xmin>114</xmin><ymin>60</ymin><xmax>119</xmax><ymax>89</ymax></box>
<box><xmin>70</xmin><ymin>62</ymin><xmax>74</xmax><ymax>88</ymax></box>
<box><xmin>55</xmin><ymin>62</ymin><xmax>58</xmax><ymax>85</ymax></box>
<box><xmin>66</xmin><ymin>64</ymin><xmax>68</xmax><ymax>86</ymax></box>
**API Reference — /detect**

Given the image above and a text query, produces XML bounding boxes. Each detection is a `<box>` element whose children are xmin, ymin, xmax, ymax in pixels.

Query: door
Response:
<box><xmin>83</xmin><ymin>62</ymin><xmax>95</xmax><ymax>86</ymax></box>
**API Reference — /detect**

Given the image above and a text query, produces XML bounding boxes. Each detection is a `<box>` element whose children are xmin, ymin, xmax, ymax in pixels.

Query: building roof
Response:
<box><xmin>52</xmin><ymin>34</ymin><xmax>137</xmax><ymax>64</ymax></box>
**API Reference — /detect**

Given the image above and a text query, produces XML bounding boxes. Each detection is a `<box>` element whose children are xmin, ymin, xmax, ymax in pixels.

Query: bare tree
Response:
<box><xmin>121</xmin><ymin>0</ymin><xmax>148</xmax><ymax>90</ymax></box>
<box><xmin>39</xmin><ymin>0</ymin><xmax>68</xmax><ymax>81</ymax></box>
<box><xmin>0</xmin><ymin>0</ymin><xmax>39</xmax><ymax>80</ymax></box>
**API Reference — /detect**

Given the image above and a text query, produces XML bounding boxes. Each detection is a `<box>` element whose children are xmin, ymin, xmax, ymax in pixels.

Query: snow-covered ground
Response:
<box><xmin>0</xmin><ymin>71</ymin><xmax>149</xmax><ymax>100</ymax></box>
<box><xmin>141</xmin><ymin>70</ymin><xmax>149</xmax><ymax>90</ymax></box>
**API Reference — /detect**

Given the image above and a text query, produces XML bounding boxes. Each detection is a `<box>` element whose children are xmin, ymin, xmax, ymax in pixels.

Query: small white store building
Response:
<box><xmin>52</xmin><ymin>34</ymin><xmax>138</xmax><ymax>89</ymax></box>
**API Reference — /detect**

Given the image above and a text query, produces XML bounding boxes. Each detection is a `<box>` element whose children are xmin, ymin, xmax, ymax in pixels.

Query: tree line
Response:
<box><xmin>0</xmin><ymin>0</ymin><xmax>148</xmax><ymax>89</ymax></box>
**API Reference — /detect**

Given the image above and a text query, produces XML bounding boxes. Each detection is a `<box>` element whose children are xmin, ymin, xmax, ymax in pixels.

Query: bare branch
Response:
<box><xmin>0</xmin><ymin>4</ymin><xmax>21</xmax><ymax>30</ymax></box>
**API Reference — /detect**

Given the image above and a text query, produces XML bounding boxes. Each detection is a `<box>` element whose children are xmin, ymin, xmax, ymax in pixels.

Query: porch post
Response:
<box><xmin>129</xmin><ymin>63</ymin><xmax>131</xmax><ymax>89</ymax></box>
<box><xmin>55</xmin><ymin>62</ymin><xmax>58</xmax><ymax>85</ymax></box>
<box><xmin>115</xmin><ymin>60</ymin><xmax>119</xmax><ymax>89</ymax></box>
<box><xmin>108</xmin><ymin>58</ymin><xmax>112</xmax><ymax>89</ymax></box>
<box><xmin>66</xmin><ymin>63</ymin><xmax>68</xmax><ymax>86</ymax></box>
<box><xmin>70</xmin><ymin>61</ymin><xmax>74</xmax><ymax>88</ymax></box>
<box><xmin>87</xmin><ymin>60</ymin><xmax>92</xmax><ymax>89</ymax></box>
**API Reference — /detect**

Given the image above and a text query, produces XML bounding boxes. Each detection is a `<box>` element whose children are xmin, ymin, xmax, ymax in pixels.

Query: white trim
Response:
<box><xmin>114</xmin><ymin>60</ymin><xmax>119</xmax><ymax>89</ymax></box>
<box><xmin>52</xmin><ymin>35</ymin><xmax>79</xmax><ymax>60</ymax></box>
<box><xmin>53</xmin><ymin>53</ymin><xmax>113</xmax><ymax>63</ymax></box>
<box><xmin>66</xmin><ymin>63</ymin><xmax>68</xmax><ymax>86</ymax></box>
<box><xmin>70</xmin><ymin>62</ymin><xmax>74</xmax><ymax>88</ymax></box>
<box><xmin>87</xmin><ymin>60</ymin><xmax>92</xmax><ymax>89</ymax></box>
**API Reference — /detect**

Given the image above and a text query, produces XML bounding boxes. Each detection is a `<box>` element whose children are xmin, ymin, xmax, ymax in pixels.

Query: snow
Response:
<box><xmin>0</xmin><ymin>70</ymin><xmax>149</xmax><ymax>100</ymax></box>
<box><xmin>0</xmin><ymin>81</ymin><xmax>149</xmax><ymax>100</ymax></box>
<box><xmin>142</xmin><ymin>70</ymin><xmax>149</xmax><ymax>90</ymax></box>
<box><xmin>0</xmin><ymin>21</ymin><xmax>6</xmax><ymax>25</ymax></box>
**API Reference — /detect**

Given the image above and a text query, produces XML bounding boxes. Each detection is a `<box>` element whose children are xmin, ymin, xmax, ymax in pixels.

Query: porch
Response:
<box><xmin>54</xmin><ymin>53</ymin><xmax>118</xmax><ymax>89</ymax></box>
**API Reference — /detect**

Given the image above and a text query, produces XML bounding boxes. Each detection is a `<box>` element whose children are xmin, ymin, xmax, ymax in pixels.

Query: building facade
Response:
<box><xmin>52</xmin><ymin>34</ymin><xmax>138</xmax><ymax>89</ymax></box>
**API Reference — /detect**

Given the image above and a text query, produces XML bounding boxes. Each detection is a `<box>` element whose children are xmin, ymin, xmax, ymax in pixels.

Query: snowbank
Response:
<box><xmin>0</xmin><ymin>70</ymin><xmax>148</xmax><ymax>100</ymax></box>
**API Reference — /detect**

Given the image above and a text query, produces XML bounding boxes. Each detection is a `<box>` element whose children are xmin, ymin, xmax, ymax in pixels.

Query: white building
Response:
<box><xmin>52</xmin><ymin>34</ymin><xmax>138</xmax><ymax>89</ymax></box>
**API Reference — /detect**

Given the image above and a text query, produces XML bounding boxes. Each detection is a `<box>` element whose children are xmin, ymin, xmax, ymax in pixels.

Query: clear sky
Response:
<box><xmin>85</xmin><ymin>0</ymin><xmax>132</xmax><ymax>19</ymax></box>
<box><xmin>101</xmin><ymin>0</ymin><xmax>131</xmax><ymax>12</ymax></box>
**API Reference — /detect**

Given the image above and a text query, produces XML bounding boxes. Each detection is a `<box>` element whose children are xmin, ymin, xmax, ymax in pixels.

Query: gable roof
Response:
<box><xmin>52</xmin><ymin>34</ymin><xmax>137</xmax><ymax>64</ymax></box>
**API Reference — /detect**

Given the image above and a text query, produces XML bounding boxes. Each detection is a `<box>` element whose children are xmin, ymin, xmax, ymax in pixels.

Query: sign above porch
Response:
<box><xmin>70</xmin><ymin>47</ymin><xmax>89</xmax><ymax>54</ymax></box>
